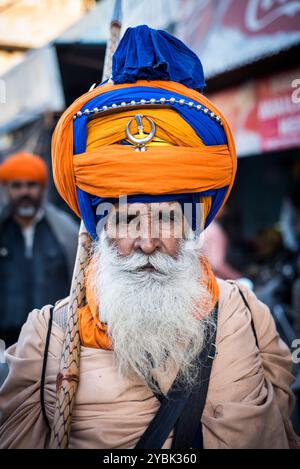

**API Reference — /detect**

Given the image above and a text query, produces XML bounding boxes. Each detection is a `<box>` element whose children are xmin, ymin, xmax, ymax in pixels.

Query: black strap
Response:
<box><xmin>237</xmin><ymin>287</ymin><xmax>259</xmax><ymax>348</ymax></box>
<box><xmin>135</xmin><ymin>304</ymin><xmax>218</xmax><ymax>449</ymax></box>
<box><xmin>226</xmin><ymin>281</ymin><xmax>259</xmax><ymax>349</ymax></box>
<box><xmin>171</xmin><ymin>340</ymin><xmax>216</xmax><ymax>447</ymax></box>
<box><xmin>40</xmin><ymin>306</ymin><xmax>54</xmax><ymax>429</ymax></box>
<box><xmin>171</xmin><ymin>305</ymin><xmax>218</xmax><ymax>449</ymax></box>
<box><xmin>172</xmin><ymin>287</ymin><xmax>259</xmax><ymax>448</ymax></box>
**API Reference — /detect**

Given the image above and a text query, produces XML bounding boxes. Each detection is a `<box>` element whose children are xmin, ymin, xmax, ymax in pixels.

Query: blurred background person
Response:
<box><xmin>0</xmin><ymin>152</ymin><xmax>78</xmax><ymax>346</ymax></box>
<box><xmin>280</xmin><ymin>187</ymin><xmax>300</xmax><ymax>255</ymax></box>
<box><xmin>203</xmin><ymin>216</ymin><xmax>243</xmax><ymax>281</ymax></box>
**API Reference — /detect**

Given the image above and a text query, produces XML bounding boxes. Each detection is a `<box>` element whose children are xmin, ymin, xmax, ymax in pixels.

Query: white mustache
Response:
<box><xmin>111</xmin><ymin>249</ymin><xmax>184</xmax><ymax>276</ymax></box>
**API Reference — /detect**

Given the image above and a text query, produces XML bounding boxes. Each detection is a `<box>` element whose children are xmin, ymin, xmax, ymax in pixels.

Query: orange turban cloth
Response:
<box><xmin>0</xmin><ymin>152</ymin><xmax>48</xmax><ymax>186</ymax></box>
<box><xmin>51</xmin><ymin>24</ymin><xmax>238</xmax><ymax>242</ymax></box>
<box><xmin>52</xmin><ymin>80</ymin><xmax>236</xmax><ymax>239</ymax></box>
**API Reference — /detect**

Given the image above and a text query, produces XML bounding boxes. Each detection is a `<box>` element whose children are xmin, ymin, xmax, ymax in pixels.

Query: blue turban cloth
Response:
<box><xmin>73</xmin><ymin>25</ymin><xmax>229</xmax><ymax>240</ymax></box>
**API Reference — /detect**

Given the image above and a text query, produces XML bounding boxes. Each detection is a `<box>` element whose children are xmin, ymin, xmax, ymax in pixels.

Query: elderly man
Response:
<box><xmin>0</xmin><ymin>152</ymin><xmax>79</xmax><ymax>346</ymax></box>
<box><xmin>0</xmin><ymin>26</ymin><xmax>299</xmax><ymax>449</ymax></box>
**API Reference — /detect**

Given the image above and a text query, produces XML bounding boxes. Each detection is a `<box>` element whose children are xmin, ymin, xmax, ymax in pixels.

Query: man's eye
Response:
<box><xmin>27</xmin><ymin>182</ymin><xmax>39</xmax><ymax>189</ymax></box>
<box><xmin>116</xmin><ymin>214</ymin><xmax>139</xmax><ymax>224</ymax></box>
<box><xmin>126</xmin><ymin>214</ymin><xmax>138</xmax><ymax>224</ymax></box>
<box><xmin>158</xmin><ymin>211</ymin><xmax>176</xmax><ymax>222</ymax></box>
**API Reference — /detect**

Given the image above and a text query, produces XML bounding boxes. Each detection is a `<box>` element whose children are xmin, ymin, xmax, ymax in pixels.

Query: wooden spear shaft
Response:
<box><xmin>49</xmin><ymin>0</ymin><xmax>122</xmax><ymax>449</ymax></box>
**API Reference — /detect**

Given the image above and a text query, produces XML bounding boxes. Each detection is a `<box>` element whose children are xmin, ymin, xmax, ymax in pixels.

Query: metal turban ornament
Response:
<box><xmin>125</xmin><ymin>114</ymin><xmax>156</xmax><ymax>151</ymax></box>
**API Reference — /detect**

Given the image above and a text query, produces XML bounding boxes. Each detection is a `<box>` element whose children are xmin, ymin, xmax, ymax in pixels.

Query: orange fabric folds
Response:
<box><xmin>86</xmin><ymin>108</ymin><xmax>205</xmax><ymax>150</ymax></box>
<box><xmin>74</xmin><ymin>145</ymin><xmax>232</xmax><ymax>198</ymax></box>
<box><xmin>52</xmin><ymin>80</ymin><xmax>237</xmax><ymax>218</ymax></box>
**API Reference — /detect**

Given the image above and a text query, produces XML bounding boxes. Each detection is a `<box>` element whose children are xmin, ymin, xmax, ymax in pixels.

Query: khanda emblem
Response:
<box><xmin>125</xmin><ymin>114</ymin><xmax>156</xmax><ymax>152</ymax></box>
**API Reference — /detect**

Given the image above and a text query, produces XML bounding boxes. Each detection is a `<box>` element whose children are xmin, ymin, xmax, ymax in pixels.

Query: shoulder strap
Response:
<box><xmin>40</xmin><ymin>298</ymin><xmax>69</xmax><ymax>428</ymax></box>
<box><xmin>226</xmin><ymin>281</ymin><xmax>259</xmax><ymax>349</ymax></box>
<box><xmin>171</xmin><ymin>305</ymin><xmax>218</xmax><ymax>449</ymax></box>
<box><xmin>236</xmin><ymin>286</ymin><xmax>259</xmax><ymax>348</ymax></box>
<box><xmin>40</xmin><ymin>306</ymin><xmax>54</xmax><ymax>429</ymax></box>
<box><xmin>135</xmin><ymin>304</ymin><xmax>218</xmax><ymax>449</ymax></box>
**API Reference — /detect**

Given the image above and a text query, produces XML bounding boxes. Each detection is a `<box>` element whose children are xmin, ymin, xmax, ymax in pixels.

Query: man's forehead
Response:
<box><xmin>114</xmin><ymin>201</ymin><xmax>183</xmax><ymax>214</ymax></box>
<box><xmin>8</xmin><ymin>178</ymin><xmax>36</xmax><ymax>183</ymax></box>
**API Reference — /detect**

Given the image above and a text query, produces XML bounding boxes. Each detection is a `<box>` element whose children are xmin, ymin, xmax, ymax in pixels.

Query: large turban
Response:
<box><xmin>0</xmin><ymin>152</ymin><xmax>48</xmax><ymax>186</ymax></box>
<box><xmin>52</xmin><ymin>25</ymin><xmax>237</xmax><ymax>239</ymax></box>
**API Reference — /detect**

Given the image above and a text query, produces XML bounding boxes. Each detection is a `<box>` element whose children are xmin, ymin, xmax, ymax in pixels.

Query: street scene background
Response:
<box><xmin>0</xmin><ymin>0</ymin><xmax>300</xmax><ymax>428</ymax></box>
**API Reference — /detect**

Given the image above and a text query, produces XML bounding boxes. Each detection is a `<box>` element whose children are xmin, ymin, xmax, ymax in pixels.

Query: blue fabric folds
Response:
<box><xmin>74</xmin><ymin>25</ymin><xmax>228</xmax><ymax>239</ymax></box>
<box><xmin>73</xmin><ymin>83</ymin><xmax>228</xmax><ymax>239</ymax></box>
<box><xmin>112</xmin><ymin>25</ymin><xmax>205</xmax><ymax>91</ymax></box>
<box><xmin>73</xmin><ymin>84</ymin><xmax>228</xmax><ymax>240</ymax></box>
<box><xmin>77</xmin><ymin>187</ymin><xmax>228</xmax><ymax>241</ymax></box>
<box><xmin>73</xmin><ymin>86</ymin><xmax>226</xmax><ymax>154</ymax></box>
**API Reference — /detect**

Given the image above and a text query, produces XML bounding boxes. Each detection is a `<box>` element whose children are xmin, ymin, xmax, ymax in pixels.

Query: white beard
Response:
<box><xmin>90</xmin><ymin>231</ymin><xmax>215</xmax><ymax>392</ymax></box>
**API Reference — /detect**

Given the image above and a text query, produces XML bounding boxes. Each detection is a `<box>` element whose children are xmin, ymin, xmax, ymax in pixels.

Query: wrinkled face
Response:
<box><xmin>6</xmin><ymin>179</ymin><xmax>44</xmax><ymax>219</ymax></box>
<box><xmin>91</xmin><ymin>201</ymin><xmax>214</xmax><ymax>391</ymax></box>
<box><xmin>105</xmin><ymin>201</ymin><xmax>187</xmax><ymax>260</ymax></box>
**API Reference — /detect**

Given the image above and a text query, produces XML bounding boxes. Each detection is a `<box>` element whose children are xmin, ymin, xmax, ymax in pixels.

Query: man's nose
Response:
<box><xmin>18</xmin><ymin>187</ymin><xmax>30</xmax><ymax>197</ymax></box>
<box><xmin>133</xmin><ymin>216</ymin><xmax>161</xmax><ymax>254</ymax></box>
<box><xmin>135</xmin><ymin>236</ymin><xmax>160</xmax><ymax>255</ymax></box>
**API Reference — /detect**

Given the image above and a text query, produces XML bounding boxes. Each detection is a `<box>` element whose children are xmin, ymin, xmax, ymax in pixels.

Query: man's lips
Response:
<box><xmin>137</xmin><ymin>264</ymin><xmax>166</xmax><ymax>275</ymax></box>
<box><xmin>141</xmin><ymin>263</ymin><xmax>155</xmax><ymax>272</ymax></box>
<box><xmin>125</xmin><ymin>263</ymin><xmax>166</xmax><ymax>275</ymax></box>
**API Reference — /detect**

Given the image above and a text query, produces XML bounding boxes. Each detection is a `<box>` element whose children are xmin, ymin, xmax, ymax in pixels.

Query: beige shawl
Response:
<box><xmin>0</xmin><ymin>279</ymin><xmax>299</xmax><ymax>449</ymax></box>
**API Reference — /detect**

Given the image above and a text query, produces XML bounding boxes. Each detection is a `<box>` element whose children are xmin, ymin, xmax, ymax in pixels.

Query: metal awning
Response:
<box><xmin>0</xmin><ymin>46</ymin><xmax>65</xmax><ymax>134</ymax></box>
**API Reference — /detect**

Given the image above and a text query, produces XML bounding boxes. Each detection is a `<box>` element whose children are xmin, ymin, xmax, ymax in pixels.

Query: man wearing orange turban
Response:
<box><xmin>0</xmin><ymin>151</ymin><xmax>79</xmax><ymax>346</ymax></box>
<box><xmin>0</xmin><ymin>26</ymin><xmax>299</xmax><ymax>450</ymax></box>
<box><xmin>0</xmin><ymin>152</ymin><xmax>48</xmax><ymax>188</ymax></box>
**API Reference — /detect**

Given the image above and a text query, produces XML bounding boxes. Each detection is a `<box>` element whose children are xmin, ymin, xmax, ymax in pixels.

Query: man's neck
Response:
<box><xmin>14</xmin><ymin>215</ymin><xmax>35</xmax><ymax>230</ymax></box>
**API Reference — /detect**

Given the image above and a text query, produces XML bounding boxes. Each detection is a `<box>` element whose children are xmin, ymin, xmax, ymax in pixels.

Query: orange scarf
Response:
<box><xmin>79</xmin><ymin>257</ymin><xmax>219</xmax><ymax>350</ymax></box>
